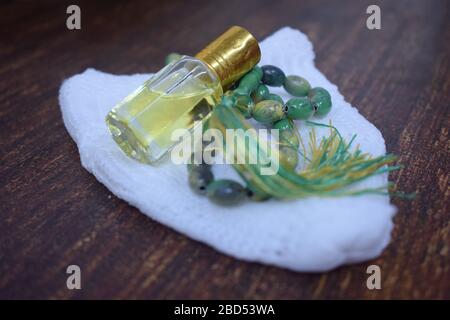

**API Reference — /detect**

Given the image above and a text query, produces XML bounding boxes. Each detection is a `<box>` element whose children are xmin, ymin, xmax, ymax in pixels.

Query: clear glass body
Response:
<box><xmin>106</xmin><ymin>56</ymin><xmax>223</xmax><ymax>163</ymax></box>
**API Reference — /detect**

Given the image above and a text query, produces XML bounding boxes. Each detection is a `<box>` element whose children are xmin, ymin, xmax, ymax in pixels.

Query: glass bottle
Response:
<box><xmin>105</xmin><ymin>26</ymin><xmax>261</xmax><ymax>164</ymax></box>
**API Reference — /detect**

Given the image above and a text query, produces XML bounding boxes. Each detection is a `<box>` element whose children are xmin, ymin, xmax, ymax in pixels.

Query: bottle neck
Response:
<box><xmin>195</xmin><ymin>26</ymin><xmax>261</xmax><ymax>89</ymax></box>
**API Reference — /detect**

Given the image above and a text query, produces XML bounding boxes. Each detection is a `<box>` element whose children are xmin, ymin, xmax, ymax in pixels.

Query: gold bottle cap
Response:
<box><xmin>195</xmin><ymin>26</ymin><xmax>261</xmax><ymax>89</ymax></box>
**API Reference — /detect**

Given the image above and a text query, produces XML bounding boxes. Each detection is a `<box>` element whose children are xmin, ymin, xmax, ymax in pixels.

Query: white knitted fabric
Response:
<box><xmin>59</xmin><ymin>27</ymin><xmax>396</xmax><ymax>272</ymax></box>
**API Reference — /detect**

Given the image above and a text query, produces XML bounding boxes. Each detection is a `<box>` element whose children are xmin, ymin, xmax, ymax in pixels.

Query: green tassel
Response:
<box><xmin>208</xmin><ymin>102</ymin><xmax>402</xmax><ymax>200</ymax></box>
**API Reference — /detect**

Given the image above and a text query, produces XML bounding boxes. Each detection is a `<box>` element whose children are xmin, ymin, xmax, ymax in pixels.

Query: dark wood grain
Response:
<box><xmin>0</xmin><ymin>0</ymin><xmax>449</xmax><ymax>299</ymax></box>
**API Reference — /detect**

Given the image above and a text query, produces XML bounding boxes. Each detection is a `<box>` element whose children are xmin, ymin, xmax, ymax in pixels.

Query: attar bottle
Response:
<box><xmin>106</xmin><ymin>26</ymin><xmax>261</xmax><ymax>164</ymax></box>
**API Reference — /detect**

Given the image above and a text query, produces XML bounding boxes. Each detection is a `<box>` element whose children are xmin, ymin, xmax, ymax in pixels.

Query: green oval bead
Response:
<box><xmin>235</xmin><ymin>95</ymin><xmax>254</xmax><ymax>119</ymax></box>
<box><xmin>309</xmin><ymin>87</ymin><xmax>332</xmax><ymax>116</ymax></box>
<box><xmin>261</xmin><ymin>65</ymin><xmax>286</xmax><ymax>87</ymax></box>
<box><xmin>285</xmin><ymin>97</ymin><xmax>314</xmax><ymax>120</ymax></box>
<box><xmin>252</xmin><ymin>100</ymin><xmax>285</xmax><ymax>124</ymax></box>
<box><xmin>279</xmin><ymin>146</ymin><xmax>299</xmax><ymax>170</ymax></box>
<box><xmin>309</xmin><ymin>87</ymin><xmax>331</xmax><ymax>99</ymax></box>
<box><xmin>251</xmin><ymin>84</ymin><xmax>270</xmax><ymax>103</ymax></box>
<box><xmin>266</xmin><ymin>93</ymin><xmax>284</xmax><ymax>105</ymax></box>
<box><xmin>188</xmin><ymin>166</ymin><xmax>214</xmax><ymax>195</ymax></box>
<box><xmin>311</xmin><ymin>95</ymin><xmax>332</xmax><ymax>116</ymax></box>
<box><xmin>279</xmin><ymin>128</ymin><xmax>300</xmax><ymax>149</ymax></box>
<box><xmin>273</xmin><ymin>118</ymin><xmax>294</xmax><ymax>131</ymax></box>
<box><xmin>206</xmin><ymin>179</ymin><xmax>246</xmax><ymax>206</ymax></box>
<box><xmin>283</xmin><ymin>75</ymin><xmax>311</xmax><ymax>97</ymax></box>
<box><xmin>165</xmin><ymin>53</ymin><xmax>182</xmax><ymax>65</ymax></box>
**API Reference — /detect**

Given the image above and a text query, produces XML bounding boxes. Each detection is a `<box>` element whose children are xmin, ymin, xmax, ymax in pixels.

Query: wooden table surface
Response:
<box><xmin>1</xmin><ymin>0</ymin><xmax>449</xmax><ymax>299</ymax></box>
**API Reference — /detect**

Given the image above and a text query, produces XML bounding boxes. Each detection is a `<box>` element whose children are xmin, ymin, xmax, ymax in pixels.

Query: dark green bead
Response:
<box><xmin>285</xmin><ymin>97</ymin><xmax>314</xmax><ymax>120</ymax></box>
<box><xmin>234</xmin><ymin>68</ymin><xmax>263</xmax><ymax>96</ymax></box>
<box><xmin>187</xmin><ymin>162</ymin><xmax>211</xmax><ymax>172</ymax></box>
<box><xmin>309</xmin><ymin>87</ymin><xmax>332</xmax><ymax>116</ymax></box>
<box><xmin>235</xmin><ymin>95</ymin><xmax>254</xmax><ymax>119</ymax></box>
<box><xmin>261</xmin><ymin>65</ymin><xmax>286</xmax><ymax>87</ymax></box>
<box><xmin>251</xmin><ymin>84</ymin><xmax>269</xmax><ymax>103</ymax></box>
<box><xmin>273</xmin><ymin>118</ymin><xmax>294</xmax><ymax>131</ymax></box>
<box><xmin>283</xmin><ymin>75</ymin><xmax>311</xmax><ymax>97</ymax></box>
<box><xmin>252</xmin><ymin>100</ymin><xmax>285</xmax><ymax>124</ymax></box>
<box><xmin>188</xmin><ymin>166</ymin><xmax>214</xmax><ymax>195</ymax></box>
<box><xmin>165</xmin><ymin>53</ymin><xmax>182</xmax><ymax>65</ymax></box>
<box><xmin>279</xmin><ymin>128</ymin><xmax>300</xmax><ymax>149</ymax></box>
<box><xmin>266</xmin><ymin>93</ymin><xmax>284</xmax><ymax>105</ymax></box>
<box><xmin>206</xmin><ymin>179</ymin><xmax>246</xmax><ymax>206</ymax></box>
<box><xmin>279</xmin><ymin>146</ymin><xmax>299</xmax><ymax>170</ymax></box>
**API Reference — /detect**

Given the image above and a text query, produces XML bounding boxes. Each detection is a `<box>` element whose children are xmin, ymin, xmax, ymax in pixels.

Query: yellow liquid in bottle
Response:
<box><xmin>106</xmin><ymin>70</ymin><xmax>222</xmax><ymax>163</ymax></box>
